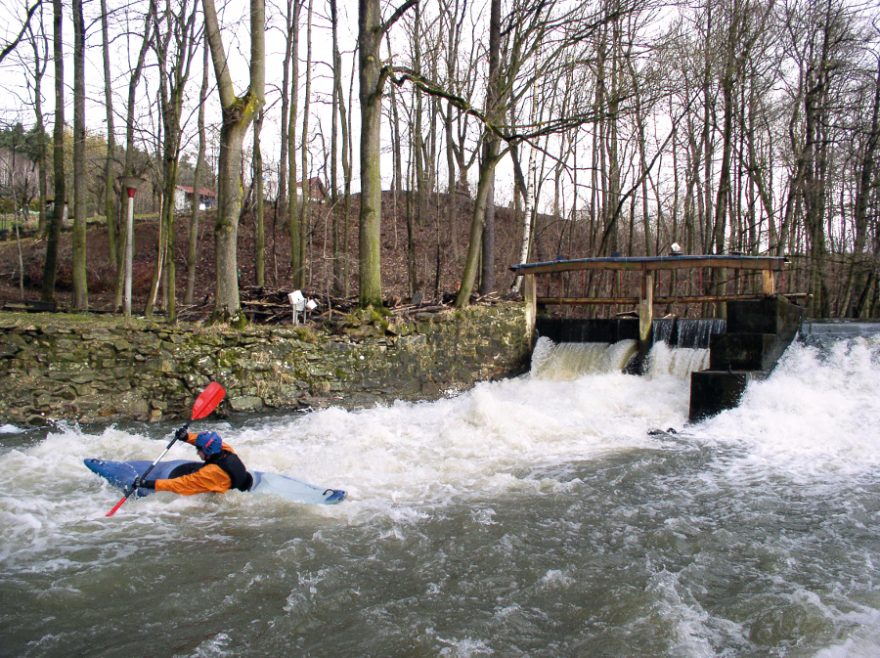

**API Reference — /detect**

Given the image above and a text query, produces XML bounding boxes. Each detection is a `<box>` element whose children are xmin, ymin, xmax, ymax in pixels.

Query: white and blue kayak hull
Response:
<box><xmin>84</xmin><ymin>459</ymin><xmax>346</xmax><ymax>505</ymax></box>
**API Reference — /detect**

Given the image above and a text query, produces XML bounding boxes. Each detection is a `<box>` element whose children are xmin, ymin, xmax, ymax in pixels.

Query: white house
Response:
<box><xmin>174</xmin><ymin>185</ymin><xmax>217</xmax><ymax>211</ymax></box>
<box><xmin>295</xmin><ymin>177</ymin><xmax>327</xmax><ymax>203</ymax></box>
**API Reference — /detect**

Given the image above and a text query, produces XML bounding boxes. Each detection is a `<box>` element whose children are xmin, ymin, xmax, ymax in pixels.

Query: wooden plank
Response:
<box><xmin>538</xmin><ymin>296</ymin><xmax>641</xmax><ymax>305</ymax></box>
<box><xmin>536</xmin><ymin>293</ymin><xmax>800</xmax><ymax>306</ymax></box>
<box><xmin>510</xmin><ymin>254</ymin><xmax>789</xmax><ymax>275</ymax></box>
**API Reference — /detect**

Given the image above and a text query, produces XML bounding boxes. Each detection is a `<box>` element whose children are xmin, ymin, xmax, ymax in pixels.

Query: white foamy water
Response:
<box><xmin>530</xmin><ymin>336</ymin><xmax>638</xmax><ymax>378</ymax></box>
<box><xmin>698</xmin><ymin>336</ymin><xmax>880</xmax><ymax>482</ymax></box>
<box><xmin>646</xmin><ymin>340</ymin><xmax>710</xmax><ymax>378</ymax></box>
<box><xmin>1</xmin><ymin>335</ymin><xmax>879</xmax><ymax>656</ymax></box>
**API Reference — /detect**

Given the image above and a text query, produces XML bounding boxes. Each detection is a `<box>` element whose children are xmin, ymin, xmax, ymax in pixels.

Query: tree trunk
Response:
<box><xmin>287</xmin><ymin>0</ymin><xmax>302</xmax><ymax>290</ymax></box>
<box><xmin>147</xmin><ymin>1</ymin><xmax>199</xmax><ymax>323</ymax></box>
<box><xmin>478</xmin><ymin>160</ymin><xmax>496</xmax><ymax>295</ymax></box>
<box><xmin>457</xmin><ymin>0</ymin><xmax>502</xmax><ymax>306</ymax></box>
<box><xmin>478</xmin><ymin>0</ymin><xmax>502</xmax><ymax>296</ymax></box>
<box><xmin>26</xmin><ymin>16</ymin><xmax>49</xmax><ymax>238</ymax></box>
<box><xmin>100</xmin><ymin>0</ymin><xmax>117</xmax><ymax>268</ymax></box>
<box><xmin>296</xmin><ymin>0</ymin><xmax>314</xmax><ymax>289</ymax></box>
<box><xmin>277</xmin><ymin>0</ymin><xmax>295</xmax><ymax>266</ymax></box>
<box><xmin>71</xmin><ymin>0</ymin><xmax>88</xmax><ymax>310</ymax></box>
<box><xmin>329</xmin><ymin>0</ymin><xmax>343</xmax><ymax>296</ymax></box>
<box><xmin>203</xmin><ymin>0</ymin><xmax>265</xmax><ymax>321</ymax></box>
<box><xmin>185</xmin><ymin>39</ymin><xmax>210</xmax><ymax>306</ymax></box>
<box><xmin>254</xmin><ymin>109</ymin><xmax>265</xmax><ymax>288</ymax></box>
<box><xmin>356</xmin><ymin>0</ymin><xmax>416</xmax><ymax>307</ymax></box>
<box><xmin>41</xmin><ymin>0</ymin><xmax>64</xmax><ymax>303</ymax></box>
<box><xmin>338</xmin><ymin>47</ymin><xmax>354</xmax><ymax>298</ymax></box>
<box><xmin>455</xmin><ymin>143</ymin><xmax>502</xmax><ymax>307</ymax></box>
<box><xmin>358</xmin><ymin>0</ymin><xmax>385</xmax><ymax>307</ymax></box>
<box><xmin>847</xmin><ymin>56</ymin><xmax>880</xmax><ymax>317</ymax></box>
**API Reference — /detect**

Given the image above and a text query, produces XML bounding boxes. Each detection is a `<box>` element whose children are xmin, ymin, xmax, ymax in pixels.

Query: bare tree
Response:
<box><xmin>185</xmin><ymin>38</ymin><xmax>210</xmax><ymax>305</ymax></box>
<box><xmin>845</xmin><ymin>53</ymin><xmax>880</xmax><ymax>317</ymax></box>
<box><xmin>329</xmin><ymin>0</ymin><xmax>351</xmax><ymax>297</ymax></box>
<box><xmin>100</xmin><ymin>0</ymin><xmax>118</xmax><ymax>267</ymax></box>
<box><xmin>114</xmin><ymin>2</ymin><xmax>155</xmax><ymax>310</ymax></box>
<box><xmin>144</xmin><ymin>0</ymin><xmax>201</xmax><ymax>322</ymax></box>
<box><xmin>457</xmin><ymin>0</ymin><xmax>502</xmax><ymax>306</ymax></box>
<box><xmin>24</xmin><ymin>4</ymin><xmax>49</xmax><ymax>237</ymax></box>
<box><xmin>202</xmin><ymin>0</ymin><xmax>266</xmax><ymax>321</ymax></box>
<box><xmin>40</xmin><ymin>0</ymin><xmax>64</xmax><ymax>303</ymax></box>
<box><xmin>253</xmin><ymin>107</ymin><xmax>265</xmax><ymax>287</ymax></box>
<box><xmin>286</xmin><ymin>0</ymin><xmax>303</xmax><ymax>291</ymax></box>
<box><xmin>295</xmin><ymin>0</ymin><xmax>314</xmax><ymax>289</ymax></box>
<box><xmin>71</xmin><ymin>0</ymin><xmax>87</xmax><ymax>310</ymax></box>
<box><xmin>358</xmin><ymin>0</ymin><xmax>418</xmax><ymax>308</ymax></box>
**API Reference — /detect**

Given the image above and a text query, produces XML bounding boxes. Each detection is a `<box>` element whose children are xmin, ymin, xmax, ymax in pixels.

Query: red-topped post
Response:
<box><xmin>118</xmin><ymin>175</ymin><xmax>145</xmax><ymax>317</ymax></box>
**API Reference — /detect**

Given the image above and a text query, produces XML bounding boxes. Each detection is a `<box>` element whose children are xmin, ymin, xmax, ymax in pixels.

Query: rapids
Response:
<box><xmin>1</xmin><ymin>335</ymin><xmax>879</xmax><ymax>656</ymax></box>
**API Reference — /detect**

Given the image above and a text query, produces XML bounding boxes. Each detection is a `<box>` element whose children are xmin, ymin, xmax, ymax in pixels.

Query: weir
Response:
<box><xmin>687</xmin><ymin>297</ymin><xmax>804</xmax><ymax>421</ymax></box>
<box><xmin>511</xmin><ymin>254</ymin><xmax>805</xmax><ymax>420</ymax></box>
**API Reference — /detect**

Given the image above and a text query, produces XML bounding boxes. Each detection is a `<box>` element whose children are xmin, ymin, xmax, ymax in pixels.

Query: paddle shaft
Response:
<box><xmin>104</xmin><ymin>424</ymin><xmax>188</xmax><ymax>517</ymax></box>
<box><xmin>104</xmin><ymin>382</ymin><xmax>225</xmax><ymax>517</ymax></box>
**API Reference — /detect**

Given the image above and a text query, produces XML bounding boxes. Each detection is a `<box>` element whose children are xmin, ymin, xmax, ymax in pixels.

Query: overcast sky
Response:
<box><xmin>0</xmin><ymin>1</ymin><xmax>400</xmax><ymax>194</ymax></box>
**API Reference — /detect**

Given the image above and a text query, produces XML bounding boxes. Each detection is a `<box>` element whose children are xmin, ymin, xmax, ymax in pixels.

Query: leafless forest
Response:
<box><xmin>0</xmin><ymin>0</ymin><xmax>879</xmax><ymax>320</ymax></box>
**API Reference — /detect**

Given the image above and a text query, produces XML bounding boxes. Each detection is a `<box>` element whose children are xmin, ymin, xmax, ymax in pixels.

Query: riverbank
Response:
<box><xmin>0</xmin><ymin>302</ymin><xmax>532</xmax><ymax>425</ymax></box>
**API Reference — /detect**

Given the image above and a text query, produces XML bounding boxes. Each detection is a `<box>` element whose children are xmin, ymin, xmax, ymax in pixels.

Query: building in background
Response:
<box><xmin>174</xmin><ymin>185</ymin><xmax>217</xmax><ymax>211</ymax></box>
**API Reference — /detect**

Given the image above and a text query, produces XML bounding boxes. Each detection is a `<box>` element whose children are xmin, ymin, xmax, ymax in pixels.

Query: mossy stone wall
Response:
<box><xmin>0</xmin><ymin>304</ymin><xmax>531</xmax><ymax>425</ymax></box>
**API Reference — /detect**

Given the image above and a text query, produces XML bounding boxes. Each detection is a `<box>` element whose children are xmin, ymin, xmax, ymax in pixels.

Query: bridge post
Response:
<box><xmin>524</xmin><ymin>273</ymin><xmax>537</xmax><ymax>345</ymax></box>
<box><xmin>638</xmin><ymin>270</ymin><xmax>653</xmax><ymax>346</ymax></box>
<box><xmin>627</xmin><ymin>269</ymin><xmax>654</xmax><ymax>374</ymax></box>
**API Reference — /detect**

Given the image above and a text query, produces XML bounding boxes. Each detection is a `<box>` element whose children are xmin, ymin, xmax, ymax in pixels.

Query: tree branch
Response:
<box><xmin>0</xmin><ymin>1</ymin><xmax>42</xmax><ymax>64</ymax></box>
<box><xmin>381</xmin><ymin>0</ymin><xmax>418</xmax><ymax>37</ymax></box>
<box><xmin>385</xmin><ymin>64</ymin><xmax>629</xmax><ymax>144</ymax></box>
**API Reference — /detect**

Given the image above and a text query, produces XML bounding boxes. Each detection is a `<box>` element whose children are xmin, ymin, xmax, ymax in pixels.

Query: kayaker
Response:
<box><xmin>133</xmin><ymin>430</ymin><xmax>254</xmax><ymax>495</ymax></box>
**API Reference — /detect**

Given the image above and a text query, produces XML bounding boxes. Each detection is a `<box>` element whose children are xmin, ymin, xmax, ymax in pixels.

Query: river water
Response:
<box><xmin>1</xmin><ymin>335</ymin><xmax>879</xmax><ymax>657</ymax></box>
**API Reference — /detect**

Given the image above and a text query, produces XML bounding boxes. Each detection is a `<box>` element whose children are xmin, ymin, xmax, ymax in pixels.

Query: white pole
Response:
<box><xmin>124</xmin><ymin>188</ymin><xmax>135</xmax><ymax>317</ymax></box>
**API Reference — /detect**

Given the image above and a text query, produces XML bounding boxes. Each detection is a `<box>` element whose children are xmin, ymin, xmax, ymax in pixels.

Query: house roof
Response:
<box><xmin>176</xmin><ymin>185</ymin><xmax>216</xmax><ymax>197</ymax></box>
<box><xmin>296</xmin><ymin>177</ymin><xmax>326</xmax><ymax>197</ymax></box>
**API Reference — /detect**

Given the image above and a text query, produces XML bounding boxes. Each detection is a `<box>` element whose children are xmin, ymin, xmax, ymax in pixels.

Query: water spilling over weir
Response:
<box><xmin>652</xmin><ymin>317</ymin><xmax>727</xmax><ymax>349</ymax></box>
<box><xmin>2</xmin><ymin>334</ymin><xmax>880</xmax><ymax>656</ymax></box>
<box><xmin>531</xmin><ymin>337</ymin><xmax>711</xmax><ymax>381</ymax></box>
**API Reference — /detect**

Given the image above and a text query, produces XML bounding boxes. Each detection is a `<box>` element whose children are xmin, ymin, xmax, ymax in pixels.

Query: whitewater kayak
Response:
<box><xmin>84</xmin><ymin>458</ymin><xmax>346</xmax><ymax>505</ymax></box>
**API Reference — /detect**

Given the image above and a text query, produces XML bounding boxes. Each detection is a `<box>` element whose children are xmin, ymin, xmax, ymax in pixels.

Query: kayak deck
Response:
<box><xmin>84</xmin><ymin>459</ymin><xmax>346</xmax><ymax>505</ymax></box>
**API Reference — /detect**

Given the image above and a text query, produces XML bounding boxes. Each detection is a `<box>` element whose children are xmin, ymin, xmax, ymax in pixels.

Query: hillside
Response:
<box><xmin>0</xmin><ymin>191</ymin><xmax>538</xmax><ymax>320</ymax></box>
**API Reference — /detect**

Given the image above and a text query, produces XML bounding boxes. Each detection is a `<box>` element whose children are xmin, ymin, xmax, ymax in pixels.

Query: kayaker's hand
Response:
<box><xmin>175</xmin><ymin>427</ymin><xmax>189</xmax><ymax>443</ymax></box>
<box><xmin>135</xmin><ymin>479</ymin><xmax>156</xmax><ymax>490</ymax></box>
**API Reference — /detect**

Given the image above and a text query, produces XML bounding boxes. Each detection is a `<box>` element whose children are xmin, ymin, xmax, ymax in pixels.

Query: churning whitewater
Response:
<box><xmin>1</xmin><ymin>335</ymin><xmax>879</xmax><ymax>657</ymax></box>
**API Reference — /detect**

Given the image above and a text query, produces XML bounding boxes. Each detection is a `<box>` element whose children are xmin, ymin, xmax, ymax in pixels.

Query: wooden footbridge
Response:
<box><xmin>510</xmin><ymin>254</ymin><xmax>805</xmax><ymax>421</ymax></box>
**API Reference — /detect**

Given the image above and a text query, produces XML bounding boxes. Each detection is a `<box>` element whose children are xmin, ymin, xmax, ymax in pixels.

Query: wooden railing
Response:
<box><xmin>510</xmin><ymin>255</ymin><xmax>794</xmax><ymax>345</ymax></box>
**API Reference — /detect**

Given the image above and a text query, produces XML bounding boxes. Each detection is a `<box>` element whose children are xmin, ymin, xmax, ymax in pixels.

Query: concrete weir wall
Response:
<box><xmin>0</xmin><ymin>304</ymin><xmax>532</xmax><ymax>426</ymax></box>
<box><xmin>689</xmin><ymin>297</ymin><xmax>805</xmax><ymax>421</ymax></box>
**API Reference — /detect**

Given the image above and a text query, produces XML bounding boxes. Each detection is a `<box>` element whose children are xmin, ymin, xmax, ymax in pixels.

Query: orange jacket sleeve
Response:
<box><xmin>155</xmin><ymin>464</ymin><xmax>231</xmax><ymax>495</ymax></box>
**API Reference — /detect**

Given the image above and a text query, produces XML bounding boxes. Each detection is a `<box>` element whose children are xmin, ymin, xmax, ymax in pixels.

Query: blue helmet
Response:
<box><xmin>194</xmin><ymin>431</ymin><xmax>223</xmax><ymax>457</ymax></box>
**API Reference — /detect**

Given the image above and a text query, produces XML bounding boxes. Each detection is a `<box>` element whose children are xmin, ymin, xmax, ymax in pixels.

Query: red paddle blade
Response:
<box><xmin>191</xmin><ymin>382</ymin><xmax>225</xmax><ymax>420</ymax></box>
<box><xmin>106</xmin><ymin>494</ymin><xmax>128</xmax><ymax>517</ymax></box>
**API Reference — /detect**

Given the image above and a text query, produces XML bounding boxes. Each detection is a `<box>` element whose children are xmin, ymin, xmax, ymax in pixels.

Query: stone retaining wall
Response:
<box><xmin>0</xmin><ymin>303</ymin><xmax>532</xmax><ymax>425</ymax></box>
